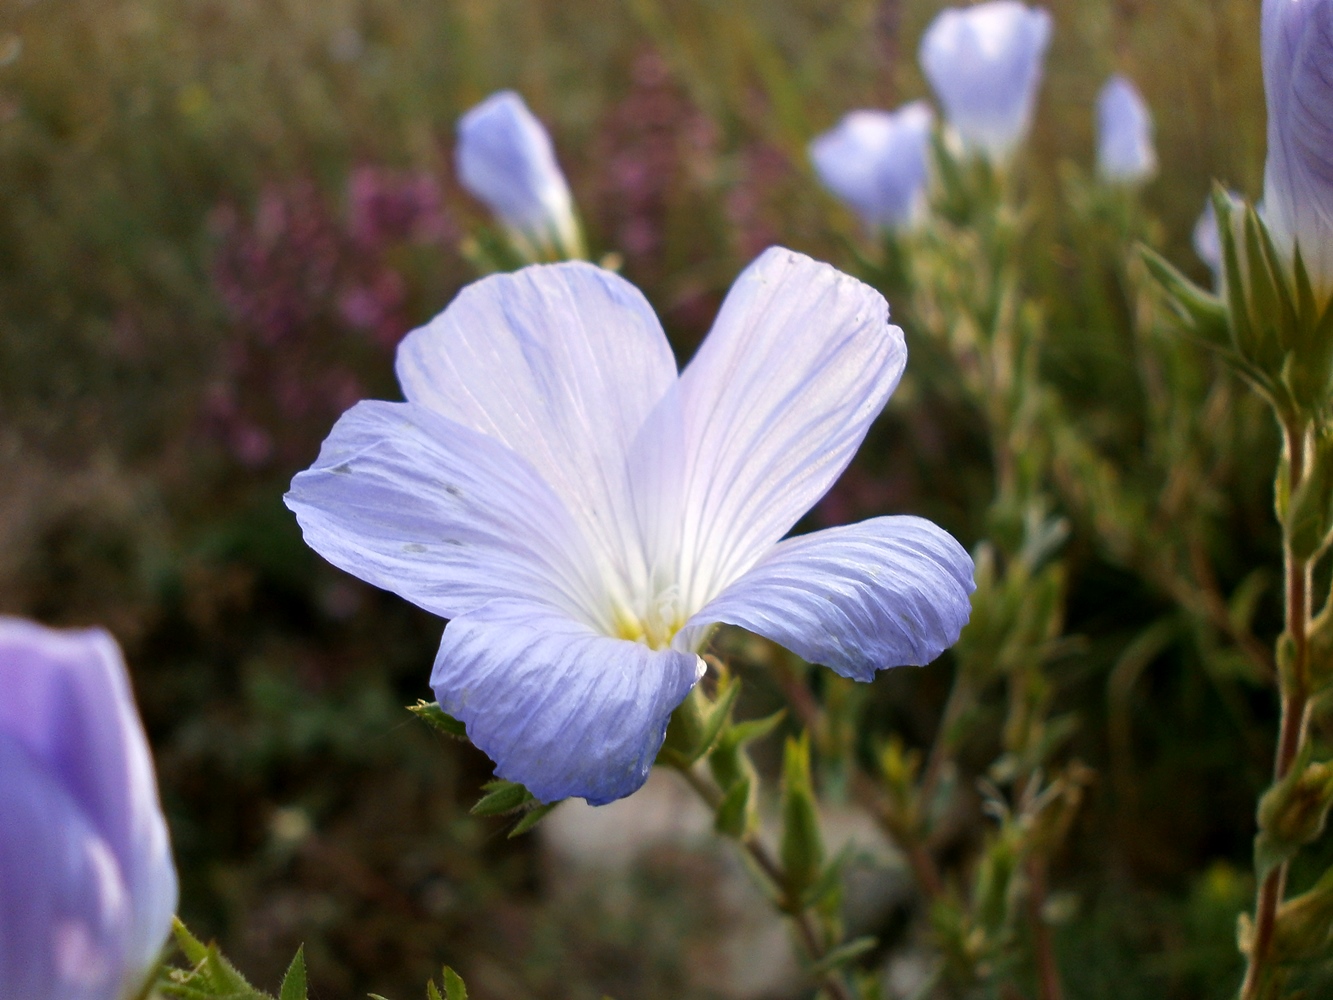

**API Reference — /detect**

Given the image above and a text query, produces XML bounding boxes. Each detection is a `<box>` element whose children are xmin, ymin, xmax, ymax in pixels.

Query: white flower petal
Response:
<box><xmin>432</xmin><ymin>600</ymin><xmax>704</xmax><ymax>805</ymax></box>
<box><xmin>668</xmin><ymin>247</ymin><xmax>904</xmax><ymax>612</ymax></box>
<box><xmin>678</xmin><ymin>517</ymin><xmax>974</xmax><ymax>679</ymax></box>
<box><xmin>395</xmin><ymin>262</ymin><xmax>680</xmax><ymax>605</ymax></box>
<box><xmin>285</xmin><ymin>400</ymin><xmax>606</xmax><ymax>627</ymax></box>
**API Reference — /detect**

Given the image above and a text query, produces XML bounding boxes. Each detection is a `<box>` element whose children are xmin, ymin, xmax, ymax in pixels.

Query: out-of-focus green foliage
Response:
<box><xmin>1</xmin><ymin>0</ymin><xmax>1323</xmax><ymax>996</ymax></box>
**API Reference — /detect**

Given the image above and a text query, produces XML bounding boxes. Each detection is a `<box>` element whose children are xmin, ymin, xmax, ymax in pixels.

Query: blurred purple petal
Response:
<box><xmin>920</xmin><ymin>1</ymin><xmax>1052</xmax><ymax>162</ymax></box>
<box><xmin>809</xmin><ymin>102</ymin><xmax>935</xmax><ymax>231</ymax></box>
<box><xmin>1096</xmin><ymin>74</ymin><xmax>1156</xmax><ymax>184</ymax></box>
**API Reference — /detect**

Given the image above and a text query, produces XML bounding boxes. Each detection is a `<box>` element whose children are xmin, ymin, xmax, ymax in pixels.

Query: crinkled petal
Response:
<box><xmin>395</xmin><ymin>262</ymin><xmax>679</xmax><ymax>605</ymax></box>
<box><xmin>285</xmin><ymin>400</ymin><xmax>605</xmax><ymax>627</ymax></box>
<box><xmin>677</xmin><ymin>517</ymin><xmax>975</xmax><ymax>681</ymax></box>
<box><xmin>432</xmin><ymin>601</ymin><xmax>704</xmax><ymax>805</ymax></box>
<box><xmin>0</xmin><ymin>733</ymin><xmax>132</xmax><ymax>1000</ymax></box>
<box><xmin>668</xmin><ymin>247</ymin><xmax>904</xmax><ymax>612</ymax></box>
<box><xmin>0</xmin><ymin>619</ymin><xmax>175</xmax><ymax>979</ymax></box>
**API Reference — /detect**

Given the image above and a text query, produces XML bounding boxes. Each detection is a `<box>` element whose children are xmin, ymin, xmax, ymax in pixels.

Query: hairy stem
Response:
<box><xmin>675</xmin><ymin>765</ymin><xmax>857</xmax><ymax>1000</ymax></box>
<box><xmin>1241</xmin><ymin>420</ymin><xmax>1314</xmax><ymax>1000</ymax></box>
<box><xmin>1025</xmin><ymin>858</ymin><xmax>1064</xmax><ymax>1000</ymax></box>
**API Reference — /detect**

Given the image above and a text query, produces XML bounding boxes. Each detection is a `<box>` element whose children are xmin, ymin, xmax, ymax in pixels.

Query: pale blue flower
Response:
<box><xmin>809</xmin><ymin>102</ymin><xmax>935</xmax><ymax>233</ymax></box>
<box><xmin>287</xmin><ymin>248</ymin><xmax>975</xmax><ymax>805</ymax></box>
<box><xmin>455</xmin><ymin>90</ymin><xmax>583</xmax><ymax>258</ymax></box>
<box><xmin>919</xmin><ymin>0</ymin><xmax>1052</xmax><ymax>163</ymax></box>
<box><xmin>1096</xmin><ymin>75</ymin><xmax>1156</xmax><ymax>184</ymax></box>
<box><xmin>0</xmin><ymin>619</ymin><xmax>177</xmax><ymax>1000</ymax></box>
<box><xmin>1262</xmin><ymin>0</ymin><xmax>1333</xmax><ymax>297</ymax></box>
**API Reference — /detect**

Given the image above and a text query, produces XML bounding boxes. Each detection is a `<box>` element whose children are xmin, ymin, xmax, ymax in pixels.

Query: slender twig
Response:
<box><xmin>1025</xmin><ymin>858</ymin><xmax>1064</xmax><ymax>1000</ymax></box>
<box><xmin>675</xmin><ymin>765</ymin><xmax>857</xmax><ymax>1000</ymax></box>
<box><xmin>1242</xmin><ymin>420</ymin><xmax>1315</xmax><ymax>1000</ymax></box>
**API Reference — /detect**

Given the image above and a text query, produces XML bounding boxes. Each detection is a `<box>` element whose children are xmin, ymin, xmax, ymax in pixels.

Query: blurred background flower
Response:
<box><xmin>1096</xmin><ymin>74</ymin><xmax>1157</xmax><ymax>185</ymax></box>
<box><xmin>810</xmin><ymin>102</ymin><xmax>935</xmax><ymax>233</ymax></box>
<box><xmin>0</xmin><ymin>618</ymin><xmax>176</xmax><ymax>1000</ymax></box>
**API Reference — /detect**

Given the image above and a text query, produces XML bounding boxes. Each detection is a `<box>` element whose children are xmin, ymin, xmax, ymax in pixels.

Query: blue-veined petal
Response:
<box><xmin>0</xmin><ymin>733</ymin><xmax>131</xmax><ymax>1000</ymax></box>
<box><xmin>668</xmin><ymin>248</ymin><xmax>904</xmax><ymax>612</ymax></box>
<box><xmin>1262</xmin><ymin>0</ymin><xmax>1333</xmax><ymax>296</ymax></box>
<box><xmin>285</xmin><ymin>400</ymin><xmax>607</xmax><ymax>628</ymax></box>
<box><xmin>431</xmin><ymin>600</ymin><xmax>704</xmax><ymax>805</ymax></box>
<box><xmin>0</xmin><ymin>619</ymin><xmax>175</xmax><ymax>982</ymax></box>
<box><xmin>676</xmin><ymin>517</ymin><xmax>975</xmax><ymax>681</ymax></box>
<box><xmin>395</xmin><ymin>262</ymin><xmax>679</xmax><ymax>604</ymax></box>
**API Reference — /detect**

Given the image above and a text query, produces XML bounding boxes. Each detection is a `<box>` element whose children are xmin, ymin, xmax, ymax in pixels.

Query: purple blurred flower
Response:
<box><xmin>0</xmin><ymin>618</ymin><xmax>176</xmax><ymax>1000</ymax></box>
<box><xmin>347</xmin><ymin>166</ymin><xmax>449</xmax><ymax>250</ymax></box>
<box><xmin>809</xmin><ymin>102</ymin><xmax>935</xmax><ymax>232</ymax></box>
<box><xmin>919</xmin><ymin>1</ymin><xmax>1052</xmax><ymax>162</ymax></box>
<box><xmin>1262</xmin><ymin>0</ymin><xmax>1333</xmax><ymax>296</ymax></box>
<box><xmin>285</xmin><ymin>248</ymin><xmax>975</xmax><ymax>805</ymax></box>
<box><xmin>455</xmin><ymin>91</ymin><xmax>583</xmax><ymax>259</ymax></box>
<box><xmin>1096</xmin><ymin>74</ymin><xmax>1156</xmax><ymax>184</ymax></box>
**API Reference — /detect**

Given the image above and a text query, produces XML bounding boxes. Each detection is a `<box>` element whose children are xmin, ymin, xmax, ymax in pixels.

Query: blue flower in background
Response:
<box><xmin>287</xmin><ymin>248</ymin><xmax>975</xmax><ymax>805</ymax></box>
<box><xmin>1096</xmin><ymin>74</ymin><xmax>1156</xmax><ymax>184</ymax></box>
<box><xmin>0</xmin><ymin>618</ymin><xmax>176</xmax><ymax>1000</ymax></box>
<box><xmin>809</xmin><ymin>102</ymin><xmax>935</xmax><ymax>233</ymax></box>
<box><xmin>455</xmin><ymin>90</ymin><xmax>583</xmax><ymax>259</ymax></box>
<box><xmin>919</xmin><ymin>1</ymin><xmax>1052</xmax><ymax>163</ymax></box>
<box><xmin>1193</xmin><ymin>196</ymin><xmax>1223</xmax><ymax>280</ymax></box>
<box><xmin>1262</xmin><ymin>0</ymin><xmax>1333</xmax><ymax>297</ymax></box>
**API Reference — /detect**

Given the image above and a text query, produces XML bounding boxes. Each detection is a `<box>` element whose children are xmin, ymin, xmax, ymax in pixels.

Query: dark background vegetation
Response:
<box><xmin>0</xmin><ymin>0</ymin><xmax>1297</xmax><ymax>996</ymax></box>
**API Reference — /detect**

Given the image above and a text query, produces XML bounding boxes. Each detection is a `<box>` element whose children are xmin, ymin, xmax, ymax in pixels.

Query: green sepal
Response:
<box><xmin>780</xmin><ymin>733</ymin><xmax>824</xmax><ymax>907</ymax></box>
<box><xmin>658</xmin><ymin>675</ymin><xmax>742</xmax><ymax>769</ymax></box>
<box><xmin>470</xmin><ymin>779</ymin><xmax>536</xmax><ymax>817</ymax></box>
<box><xmin>1138</xmin><ymin>244</ymin><xmax>1229</xmax><ymax>348</ymax></box>
<box><xmin>713</xmin><ymin>775</ymin><xmax>753</xmax><ymax>839</ymax></box>
<box><xmin>409</xmin><ymin>701</ymin><xmax>468</xmax><ymax>740</ymax></box>
<box><xmin>277</xmin><ymin>948</ymin><xmax>306</xmax><ymax>1000</ymax></box>
<box><xmin>1271</xmin><ymin>864</ymin><xmax>1333</xmax><ymax>963</ymax></box>
<box><xmin>508</xmin><ymin>800</ymin><xmax>560</xmax><ymax>837</ymax></box>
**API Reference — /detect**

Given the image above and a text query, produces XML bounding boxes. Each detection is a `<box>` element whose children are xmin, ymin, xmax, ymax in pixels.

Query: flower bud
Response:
<box><xmin>1096</xmin><ymin>74</ymin><xmax>1156</xmax><ymax>185</ymax></box>
<box><xmin>1192</xmin><ymin>195</ymin><xmax>1223</xmax><ymax>281</ymax></box>
<box><xmin>455</xmin><ymin>90</ymin><xmax>583</xmax><ymax>260</ymax></box>
<box><xmin>919</xmin><ymin>1</ymin><xmax>1053</xmax><ymax>163</ymax></box>
<box><xmin>809</xmin><ymin>102</ymin><xmax>935</xmax><ymax>233</ymax></box>
<box><xmin>1262</xmin><ymin>0</ymin><xmax>1333</xmax><ymax>300</ymax></box>
<box><xmin>0</xmin><ymin>618</ymin><xmax>177</xmax><ymax>1000</ymax></box>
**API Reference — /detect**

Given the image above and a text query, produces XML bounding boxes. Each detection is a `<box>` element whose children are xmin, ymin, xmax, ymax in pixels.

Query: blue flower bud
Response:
<box><xmin>0</xmin><ymin>619</ymin><xmax>176</xmax><ymax>1000</ymax></box>
<box><xmin>919</xmin><ymin>1</ymin><xmax>1053</xmax><ymax>163</ymax></box>
<box><xmin>1262</xmin><ymin>0</ymin><xmax>1333</xmax><ymax>297</ymax></box>
<box><xmin>1096</xmin><ymin>75</ymin><xmax>1156</xmax><ymax>184</ymax></box>
<box><xmin>809</xmin><ymin>102</ymin><xmax>935</xmax><ymax>233</ymax></box>
<box><xmin>1193</xmin><ymin>196</ymin><xmax>1223</xmax><ymax>279</ymax></box>
<box><xmin>455</xmin><ymin>90</ymin><xmax>583</xmax><ymax>259</ymax></box>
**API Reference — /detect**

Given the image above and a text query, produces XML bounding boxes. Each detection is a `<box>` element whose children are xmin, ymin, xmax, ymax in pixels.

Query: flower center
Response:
<box><xmin>611</xmin><ymin>585</ymin><xmax>686</xmax><ymax>651</ymax></box>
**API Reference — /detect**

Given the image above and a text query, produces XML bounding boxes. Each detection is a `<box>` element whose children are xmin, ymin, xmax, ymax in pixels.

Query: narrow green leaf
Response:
<box><xmin>471</xmin><ymin>780</ymin><xmax>535</xmax><ymax>817</ymax></box>
<box><xmin>278</xmin><ymin>948</ymin><xmax>307</xmax><ymax>1000</ymax></box>
<box><xmin>507</xmin><ymin>800</ymin><xmax>560</xmax><ymax>837</ymax></box>
<box><xmin>780</xmin><ymin>733</ymin><xmax>824</xmax><ymax>903</ymax></box>
<box><xmin>426</xmin><ymin>980</ymin><xmax>444</xmax><ymax>1000</ymax></box>
<box><xmin>808</xmin><ymin>935</ymin><xmax>878</xmax><ymax>976</ymax></box>
<box><xmin>409</xmin><ymin>701</ymin><xmax>468</xmax><ymax>740</ymax></box>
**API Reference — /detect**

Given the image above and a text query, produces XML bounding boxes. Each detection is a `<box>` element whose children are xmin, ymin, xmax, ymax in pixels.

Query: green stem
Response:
<box><xmin>1242</xmin><ymin>419</ymin><xmax>1314</xmax><ymax>1000</ymax></box>
<box><xmin>675</xmin><ymin>765</ymin><xmax>857</xmax><ymax>1000</ymax></box>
